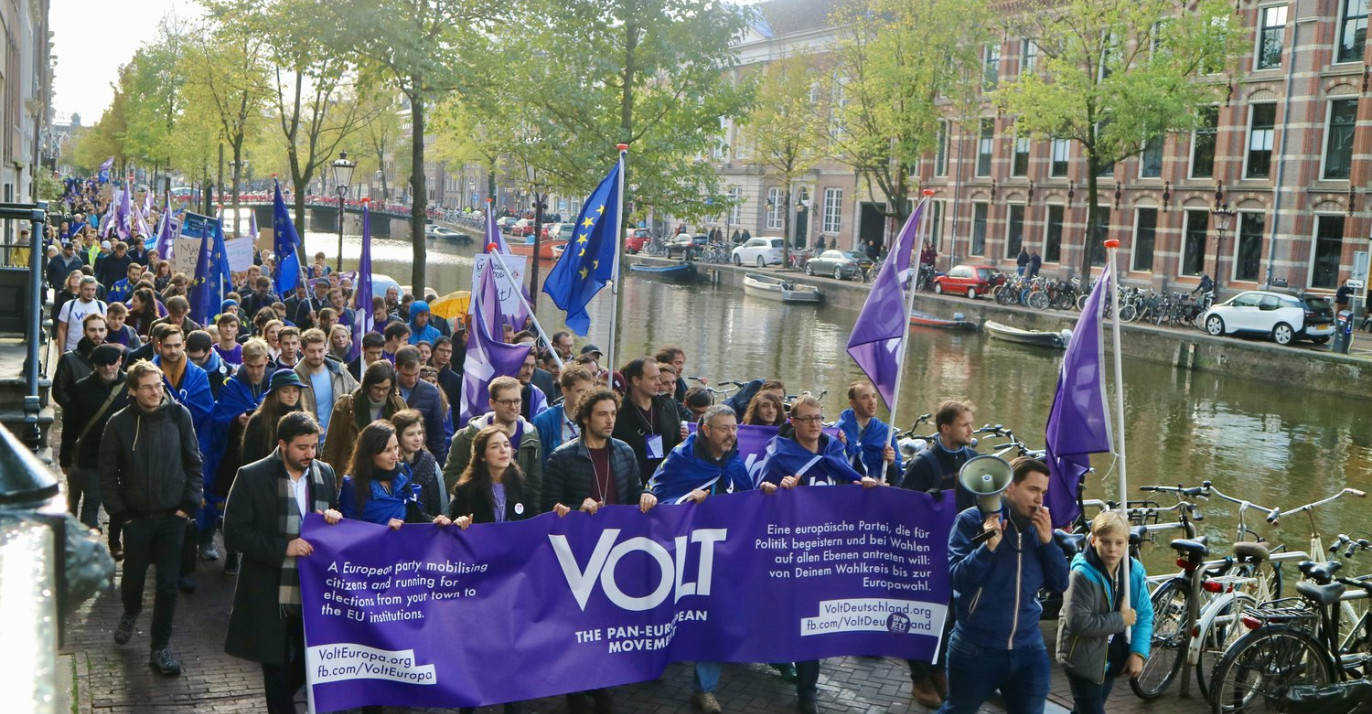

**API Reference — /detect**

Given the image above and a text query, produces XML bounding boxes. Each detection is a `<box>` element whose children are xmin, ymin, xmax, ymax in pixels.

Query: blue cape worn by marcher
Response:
<box><xmin>206</xmin><ymin>369</ymin><xmax>267</xmax><ymax>488</ymax></box>
<box><xmin>647</xmin><ymin>432</ymin><xmax>754</xmax><ymax>504</ymax></box>
<box><xmin>340</xmin><ymin>466</ymin><xmax>422</xmax><ymax>524</ymax></box>
<box><xmin>759</xmin><ymin>433</ymin><xmax>864</xmax><ymax>486</ymax></box>
<box><xmin>835</xmin><ymin>408</ymin><xmax>903</xmax><ymax>481</ymax></box>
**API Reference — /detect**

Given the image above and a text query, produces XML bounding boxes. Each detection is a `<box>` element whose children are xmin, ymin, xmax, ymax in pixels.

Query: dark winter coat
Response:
<box><xmin>98</xmin><ymin>396</ymin><xmax>203</xmax><ymax>520</ymax></box>
<box><xmin>541</xmin><ymin>437</ymin><xmax>642</xmax><ymax>513</ymax></box>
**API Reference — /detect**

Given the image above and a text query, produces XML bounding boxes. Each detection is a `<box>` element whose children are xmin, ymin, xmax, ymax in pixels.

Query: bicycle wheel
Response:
<box><xmin>1210</xmin><ymin>625</ymin><xmax>1335</xmax><ymax>714</ymax></box>
<box><xmin>1119</xmin><ymin>303</ymin><xmax>1138</xmax><ymax>323</ymax></box>
<box><xmin>1028</xmin><ymin>291</ymin><xmax>1049</xmax><ymax>310</ymax></box>
<box><xmin>1195</xmin><ymin>593</ymin><xmax>1257</xmax><ymax>702</ymax></box>
<box><xmin>1131</xmin><ymin>579</ymin><xmax>1189</xmax><ymax>700</ymax></box>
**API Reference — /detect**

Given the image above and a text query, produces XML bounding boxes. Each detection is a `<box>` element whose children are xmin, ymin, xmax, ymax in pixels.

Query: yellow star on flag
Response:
<box><xmin>579</xmin><ymin>268</ymin><xmax>588</xmax><ymax>279</ymax></box>
<box><xmin>581</xmin><ymin>217</ymin><xmax>595</xmax><ymax>228</ymax></box>
<box><xmin>577</xmin><ymin>234</ymin><xmax>589</xmax><ymax>244</ymax></box>
<box><xmin>578</xmin><ymin>248</ymin><xmax>586</xmax><ymax>257</ymax></box>
<box><xmin>593</xmin><ymin>260</ymin><xmax>599</xmax><ymax>269</ymax></box>
<box><xmin>595</xmin><ymin>205</ymin><xmax>605</xmax><ymax>215</ymax></box>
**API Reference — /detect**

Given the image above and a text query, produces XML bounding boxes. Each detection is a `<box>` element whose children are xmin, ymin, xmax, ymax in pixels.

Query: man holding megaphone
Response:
<box><xmin>936</xmin><ymin>456</ymin><xmax>1069</xmax><ymax>714</ymax></box>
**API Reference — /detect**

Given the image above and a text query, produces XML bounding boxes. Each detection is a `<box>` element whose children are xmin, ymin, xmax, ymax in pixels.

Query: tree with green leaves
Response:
<box><xmin>830</xmin><ymin>0</ymin><xmax>990</xmax><ymax>231</ymax></box>
<box><xmin>740</xmin><ymin>55</ymin><xmax>829</xmax><ymax>266</ymax></box>
<box><xmin>995</xmin><ymin>0</ymin><xmax>1242</xmax><ymax>280</ymax></box>
<box><xmin>116</xmin><ymin>18</ymin><xmax>187</xmax><ymax>189</ymax></box>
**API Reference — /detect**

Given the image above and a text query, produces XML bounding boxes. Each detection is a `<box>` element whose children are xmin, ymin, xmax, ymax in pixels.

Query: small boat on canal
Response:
<box><xmin>742</xmin><ymin>273</ymin><xmax>823</xmax><ymax>304</ymax></box>
<box><xmin>984</xmin><ymin>320</ymin><xmax>1071</xmax><ymax>348</ymax></box>
<box><xmin>629</xmin><ymin>262</ymin><xmax>699</xmax><ymax>283</ymax></box>
<box><xmin>909</xmin><ymin>310</ymin><xmax>976</xmax><ymax>331</ymax></box>
<box><xmin>510</xmin><ymin>239</ymin><xmax>567</xmax><ymax>260</ymax></box>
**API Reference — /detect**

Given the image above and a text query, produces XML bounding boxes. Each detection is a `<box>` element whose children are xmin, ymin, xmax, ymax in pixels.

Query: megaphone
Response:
<box><xmin>959</xmin><ymin>455</ymin><xmax>1013</xmax><ymax>514</ymax></box>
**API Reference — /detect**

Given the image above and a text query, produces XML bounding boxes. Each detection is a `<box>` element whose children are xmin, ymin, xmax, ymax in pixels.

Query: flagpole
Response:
<box><xmin>882</xmin><ymin>190</ymin><xmax>934</xmax><ymax>482</ymax></box>
<box><xmin>1104</xmin><ymin>237</ymin><xmax>1130</xmax><ymax>643</ymax></box>
<box><xmin>606</xmin><ymin>144</ymin><xmax>628</xmax><ymax>376</ymax></box>
<box><xmin>484</xmin><ymin>247</ymin><xmax>565</xmax><ymax>371</ymax></box>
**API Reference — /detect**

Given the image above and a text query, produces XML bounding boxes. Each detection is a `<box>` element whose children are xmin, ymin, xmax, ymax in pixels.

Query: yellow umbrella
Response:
<box><xmin>428</xmin><ymin>290</ymin><xmax>470</xmax><ymax>320</ymax></box>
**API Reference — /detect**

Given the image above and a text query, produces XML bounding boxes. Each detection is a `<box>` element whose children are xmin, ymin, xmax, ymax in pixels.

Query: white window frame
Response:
<box><xmin>984</xmin><ymin>43</ymin><xmax>1001</xmax><ymax>89</ymax></box>
<box><xmin>1051</xmin><ymin>138</ymin><xmax>1071</xmax><ymax>177</ymax></box>
<box><xmin>1320</xmin><ymin>97</ymin><xmax>1359</xmax><ymax>181</ymax></box>
<box><xmin>977</xmin><ymin>118</ymin><xmax>995</xmax><ymax>177</ymax></box>
<box><xmin>1243</xmin><ymin>103</ymin><xmax>1277</xmax><ymax>179</ymax></box>
<box><xmin>1004</xmin><ymin>203</ymin><xmax>1026</xmax><ymax>259</ymax></box>
<box><xmin>1042</xmin><ymin>204</ymin><xmax>1065</xmax><ymax>262</ymax></box>
<box><xmin>822</xmin><ymin>188</ymin><xmax>843</xmax><ymax>234</ymax></box>
<box><xmin>1254</xmin><ymin>5</ymin><xmax>1288</xmax><ymax>70</ymax></box>
<box><xmin>766</xmin><ymin>187</ymin><xmax>784</xmax><ymax>230</ymax></box>
<box><xmin>934</xmin><ymin>120</ymin><xmax>949</xmax><ymax>177</ymax></box>
<box><xmin>727</xmin><ymin>186</ymin><xmax>742</xmax><ymax>226</ymax></box>
<box><xmin>1308</xmin><ymin>213</ymin><xmax>1347</xmax><ymax>289</ymax></box>
<box><xmin>1231</xmin><ymin>210</ymin><xmax>1265</xmax><ymax>282</ymax></box>
<box><xmin>1188</xmin><ymin>105</ymin><xmax>1220</xmax><ymax>180</ymax></box>
<box><xmin>1338</xmin><ymin>0</ymin><xmax>1369</xmax><ymax>64</ymax></box>
<box><xmin>1012</xmin><ymin>136</ymin><xmax>1031</xmax><ymax>177</ymax></box>
<box><xmin>970</xmin><ymin>202</ymin><xmax>989</xmax><ymax>256</ymax></box>
<box><xmin>1021</xmin><ymin>39</ymin><xmax>1039</xmax><ymax>74</ymax></box>
<box><xmin>1138</xmin><ymin>135</ymin><xmax>1164</xmax><ymax>179</ymax></box>
<box><xmin>1131</xmin><ymin>207</ymin><xmax>1157</xmax><ymax>272</ymax></box>
<box><xmin>1181</xmin><ymin>209</ymin><xmax>1210</xmax><ymax>276</ymax></box>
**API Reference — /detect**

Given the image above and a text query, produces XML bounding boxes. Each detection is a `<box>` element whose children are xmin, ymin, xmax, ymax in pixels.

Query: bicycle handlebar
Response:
<box><xmin>1267</xmin><ymin>488</ymin><xmax>1366</xmax><ymax>524</ymax></box>
<box><xmin>1139</xmin><ymin>483</ymin><xmax>1211</xmax><ymax>499</ymax></box>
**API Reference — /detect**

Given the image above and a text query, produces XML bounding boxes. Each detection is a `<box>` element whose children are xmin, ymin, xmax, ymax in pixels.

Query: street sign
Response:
<box><xmin>1353</xmin><ymin>250</ymin><xmax>1369</xmax><ymax>283</ymax></box>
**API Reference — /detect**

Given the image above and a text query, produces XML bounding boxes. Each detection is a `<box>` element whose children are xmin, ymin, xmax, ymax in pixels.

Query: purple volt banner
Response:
<box><xmin>300</xmin><ymin>486</ymin><xmax>955</xmax><ymax>711</ymax></box>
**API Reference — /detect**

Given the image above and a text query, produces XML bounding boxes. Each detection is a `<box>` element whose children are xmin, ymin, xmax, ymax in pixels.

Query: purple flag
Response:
<box><xmin>353</xmin><ymin>200</ymin><xmax>375</xmax><ymax>361</ymax></box>
<box><xmin>845</xmin><ymin>202</ymin><xmax>926</xmax><ymax>409</ymax></box>
<box><xmin>154</xmin><ymin>192</ymin><xmax>175</xmax><ymax>258</ymax></box>
<box><xmin>116</xmin><ymin>184</ymin><xmax>133</xmax><ymax>241</ymax></box>
<box><xmin>1043</xmin><ymin>270</ymin><xmax>1114</xmax><ymax>528</ymax></box>
<box><xmin>484</xmin><ymin>204</ymin><xmax>510</xmax><ymax>254</ymax></box>
<box><xmin>478</xmin><ymin>204</ymin><xmax>529</xmax><ymax>332</ymax></box>
<box><xmin>299</xmin><ymin>486</ymin><xmax>955</xmax><ymax>710</ymax></box>
<box><xmin>459</xmin><ymin>260</ymin><xmax>531</xmax><ymax>423</ymax></box>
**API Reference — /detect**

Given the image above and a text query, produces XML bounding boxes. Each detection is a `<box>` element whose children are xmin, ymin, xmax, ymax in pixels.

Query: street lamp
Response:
<box><xmin>1212</xmin><ymin>205</ymin><xmax>1236</xmax><ymax>288</ymax></box>
<box><xmin>331</xmin><ymin>150</ymin><xmax>356</xmax><ymax>272</ymax></box>
<box><xmin>469</xmin><ymin>179</ymin><xmax>476</xmax><ymax>211</ymax></box>
<box><xmin>375</xmin><ymin>169</ymin><xmax>384</xmax><ymax>201</ymax></box>
<box><xmin>525</xmin><ymin>163</ymin><xmax>548</xmax><ymax>296</ymax></box>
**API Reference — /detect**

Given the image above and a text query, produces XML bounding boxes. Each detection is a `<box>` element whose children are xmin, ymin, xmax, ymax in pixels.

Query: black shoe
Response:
<box><xmin>149</xmin><ymin>647</ymin><xmax>181</xmax><ymax>676</ymax></box>
<box><xmin>178</xmin><ymin>576</ymin><xmax>197</xmax><ymax>594</ymax></box>
<box><xmin>798</xmin><ymin>696</ymin><xmax>819</xmax><ymax>714</ymax></box>
<box><xmin>224</xmin><ymin>550</ymin><xmax>240</xmax><ymax>575</ymax></box>
<box><xmin>113</xmin><ymin>614</ymin><xmax>135</xmax><ymax>645</ymax></box>
<box><xmin>590</xmin><ymin>690</ymin><xmax>615</xmax><ymax>714</ymax></box>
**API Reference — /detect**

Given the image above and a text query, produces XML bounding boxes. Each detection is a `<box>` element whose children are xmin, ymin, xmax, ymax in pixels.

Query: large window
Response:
<box><xmin>1256</xmin><ymin>6</ymin><xmax>1288</xmax><ymax>69</ymax></box>
<box><xmin>983</xmin><ymin>43</ymin><xmax>1001</xmax><ymax>89</ymax></box>
<box><xmin>766</xmin><ymin>187</ymin><xmax>784</xmax><ymax>230</ymax></box>
<box><xmin>1182</xmin><ymin>210</ymin><xmax>1209</xmax><ymax>276</ymax></box>
<box><xmin>1051</xmin><ymin>138</ymin><xmax>1070</xmax><ymax>177</ymax></box>
<box><xmin>1245</xmin><ymin>103</ymin><xmax>1277</xmax><ymax>179</ymax></box>
<box><xmin>1021</xmin><ymin>39</ymin><xmax>1039</xmax><ymax>74</ymax></box>
<box><xmin>1139</xmin><ymin>136</ymin><xmax>1164</xmax><ymax>178</ymax></box>
<box><xmin>1234</xmin><ymin>212</ymin><xmax>1264</xmax><ymax>281</ymax></box>
<box><xmin>1312</xmin><ymin>215</ymin><xmax>1346</xmax><ymax>288</ymax></box>
<box><xmin>971</xmin><ymin>203</ymin><xmax>988</xmax><ymax>256</ymax></box>
<box><xmin>1013</xmin><ymin>136</ymin><xmax>1031</xmax><ymax>176</ymax></box>
<box><xmin>727</xmin><ymin>186</ymin><xmax>742</xmax><ymax>226</ymax></box>
<box><xmin>1044</xmin><ymin>205</ymin><xmax>1064</xmax><ymax>263</ymax></box>
<box><xmin>1090</xmin><ymin>206</ymin><xmax>1110</xmax><ymax>266</ymax></box>
<box><xmin>934</xmin><ymin>120</ymin><xmax>949</xmax><ymax>176</ymax></box>
<box><xmin>1191</xmin><ymin>106</ymin><xmax>1219</xmax><ymax>179</ymax></box>
<box><xmin>1338</xmin><ymin>0</ymin><xmax>1368</xmax><ymax>64</ymax></box>
<box><xmin>930</xmin><ymin>200</ymin><xmax>944</xmax><ymax>251</ymax></box>
<box><xmin>1133</xmin><ymin>208</ymin><xmax>1157</xmax><ymax>272</ymax></box>
<box><xmin>977</xmin><ymin>119</ymin><xmax>994</xmax><ymax>176</ymax></box>
<box><xmin>822</xmin><ymin>188</ymin><xmax>843</xmax><ymax>234</ymax></box>
<box><xmin>1323</xmin><ymin>98</ymin><xmax>1359</xmax><ymax>180</ymax></box>
<box><xmin>1005</xmin><ymin>205</ymin><xmax>1025</xmax><ymax>258</ymax></box>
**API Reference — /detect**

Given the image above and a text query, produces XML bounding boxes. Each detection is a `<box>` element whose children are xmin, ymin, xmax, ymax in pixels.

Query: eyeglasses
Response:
<box><xmin>368</xmin><ymin>383</ymin><xmax>393</xmax><ymax>393</ymax></box>
<box><xmin>791</xmin><ymin>414</ymin><xmax>824</xmax><ymax>424</ymax></box>
<box><xmin>493</xmin><ymin>398</ymin><xmax>522</xmax><ymax>407</ymax></box>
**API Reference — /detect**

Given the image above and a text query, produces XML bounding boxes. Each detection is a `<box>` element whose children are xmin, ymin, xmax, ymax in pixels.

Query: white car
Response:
<box><xmin>731</xmin><ymin>236</ymin><xmax>785</xmax><ymax>267</ymax></box>
<box><xmin>1202</xmin><ymin>290</ymin><xmax>1335</xmax><ymax>346</ymax></box>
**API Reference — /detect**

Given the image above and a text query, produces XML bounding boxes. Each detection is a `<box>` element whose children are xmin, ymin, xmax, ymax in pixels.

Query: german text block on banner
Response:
<box><xmin>299</xmin><ymin>487</ymin><xmax>955</xmax><ymax>711</ymax></box>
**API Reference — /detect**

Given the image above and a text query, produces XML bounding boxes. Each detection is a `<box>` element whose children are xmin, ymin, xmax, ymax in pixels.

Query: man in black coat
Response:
<box><xmin>223</xmin><ymin>412</ymin><xmax>341</xmax><ymax>714</ymax></box>
<box><xmin>611</xmin><ymin>358</ymin><xmax>684</xmax><ymax>484</ymax></box>
<box><xmin>63</xmin><ymin>344</ymin><xmax>128</xmax><ymax>532</ymax></box>
<box><xmin>395</xmin><ymin>345</ymin><xmax>449</xmax><ymax>463</ymax></box>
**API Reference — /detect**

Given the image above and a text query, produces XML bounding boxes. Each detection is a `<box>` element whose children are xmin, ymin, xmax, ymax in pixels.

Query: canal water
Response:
<box><xmin>301</xmin><ymin>227</ymin><xmax>1372</xmax><ymax>572</ymax></box>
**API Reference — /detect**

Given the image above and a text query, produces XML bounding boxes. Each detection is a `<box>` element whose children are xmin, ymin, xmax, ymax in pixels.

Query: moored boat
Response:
<box><xmin>510</xmin><ymin>240</ymin><xmax>568</xmax><ymax>260</ymax></box>
<box><xmin>984</xmin><ymin>320</ymin><xmax>1071</xmax><ymax>348</ymax></box>
<box><xmin>909</xmin><ymin>310</ymin><xmax>976</xmax><ymax>331</ymax></box>
<box><xmin>742</xmin><ymin>272</ymin><xmax>823</xmax><ymax>304</ymax></box>
<box><xmin>629</xmin><ymin>262</ymin><xmax>699</xmax><ymax>282</ymax></box>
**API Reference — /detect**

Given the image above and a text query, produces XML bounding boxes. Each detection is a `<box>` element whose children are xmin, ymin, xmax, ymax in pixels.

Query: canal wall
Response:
<box><xmin>626</xmin><ymin>255</ymin><xmax>1372</xmax><ymax>398</ymax></box>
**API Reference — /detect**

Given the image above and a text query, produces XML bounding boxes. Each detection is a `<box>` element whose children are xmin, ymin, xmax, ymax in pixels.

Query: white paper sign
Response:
<box><xmin>224</xmin><ymin>238</ymin><xmax>254</xmax><ymax>272</ymax></box>
<box><xmin>173</xmin><ymin>238</ymin><xmax>200</xmax><ymax>277</ymax></box>
<box><xmin>471</xmin><ymin>254</ymin><xmax>529</xmax><ymax>321</ymax></box>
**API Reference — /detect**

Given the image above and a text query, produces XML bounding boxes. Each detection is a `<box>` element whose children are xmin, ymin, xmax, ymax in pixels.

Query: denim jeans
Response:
<box><xmin>1065</xmin><ymin>671</ymin><xmax>1117</xmax><ymax>714</ymax></box>
<box><xmin>936</xmin><ymin>631</ymin><xmax>1051</xmax><ymax>714</ymax></box>
<box><xmin>69</xmin><ymin>467</ymin><xmax>102</xmax><ymax>529</ymax></box>
<box><xmin>694</xmin><ymin>661</ymin><xmax>720</xmax><ymax>693</ymax></box>
<box><xmin>121</xmin><ymin>515</ymin><xmax>186</xmax><ymax>649</ymax></box>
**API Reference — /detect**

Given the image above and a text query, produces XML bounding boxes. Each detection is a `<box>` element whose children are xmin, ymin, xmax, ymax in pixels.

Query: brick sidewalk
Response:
<box><xmin>58</xmin><ymin>527</ymin><xmax>1209</xmax><ymax>714</ymax></box>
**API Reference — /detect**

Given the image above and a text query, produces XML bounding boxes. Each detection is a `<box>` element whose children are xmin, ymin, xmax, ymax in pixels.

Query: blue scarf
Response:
<box><xmin>759</xmin><ymin>433</ymin><xmax>864</xmax><ymax>486</ymax></box>
<box><xmin>835</xmin><ymin>408</ymin><xmax>900</xmax><ymax>479</ymax></box>
<box><xmin>647</xmin><ymin>433</ymin><xmax>754</xmax><ymax>504</ymax></box>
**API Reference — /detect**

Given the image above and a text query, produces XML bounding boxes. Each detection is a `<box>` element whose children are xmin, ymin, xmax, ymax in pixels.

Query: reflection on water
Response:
<box><xmin>303</xmin><ymin>231</ymin><xmax>1372</xmax><ymax>570</ymax></box>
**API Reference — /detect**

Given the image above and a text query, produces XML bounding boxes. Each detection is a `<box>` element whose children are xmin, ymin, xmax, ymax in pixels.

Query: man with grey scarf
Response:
<box><xmin>223</xmin><ymin>411</ymin><xmax>342</xmax><ymax>714</ymax></box>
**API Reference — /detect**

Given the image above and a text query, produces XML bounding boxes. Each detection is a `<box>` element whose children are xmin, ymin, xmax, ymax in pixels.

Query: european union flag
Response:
<box><xmin>273</xmin><ymin>179</ymin><xmax>302</xmax><ymax>295</ymax></box>
<box><xmin>541</xmin><ymin>161</ymin><xmax>621</xmax><ymax>335</ymax></box>
<box><xmin>190</xmin><ymin>217</ymin><xmax>232</xmax><ymax>327</ymax></box>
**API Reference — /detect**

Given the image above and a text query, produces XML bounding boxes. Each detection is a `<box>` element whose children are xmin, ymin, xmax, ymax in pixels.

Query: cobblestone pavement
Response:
<box><xmin>58</xmin><ymin>527</ymin><xmax>1209</xmax><ymax>714</ymax></box>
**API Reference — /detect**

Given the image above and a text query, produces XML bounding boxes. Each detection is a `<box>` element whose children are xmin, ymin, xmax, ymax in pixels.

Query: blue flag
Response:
<box><xmin>353</xmin><ymin>199</ymin><xmax>375</xmax><ymax>360</ymax></box>
<box><xmin>541</xmin><ymin>160</ymin><xmax>621</xmax><ymax>336</ymax></box>
<box><xmin>845</xmin><ymin>201</ymin><xmax>925</xmax><ymax>409</ymax></box>
<box><xmin>1043</xmin><ymin>270</ymin><xmax>1114</xmax><ymax>528</ymax></box>
<box><xmin>190</xmin><ymin>217</ymin><xmax>232</xmax><ymax>327</ymax></box>
<box><xmin>273</xmin><ymin>179</ymin><xmax>302</xmax><ymax>295</ymax></box>
<box><xmin>98</xmin><ymin>157</ymin><xmax>113</xmax><ymax>183</ymax></box>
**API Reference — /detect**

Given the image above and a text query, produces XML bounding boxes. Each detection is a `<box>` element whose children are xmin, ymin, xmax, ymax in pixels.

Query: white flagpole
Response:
<box><xmin>485</xmin><ymin>248</ymin><xmax>565</xmax><ymax>371</ymax></box>
<box><xmin>1104</xmin><ymin>237</ymin><xmax>1130</xmax><ymax>642</ymax></box>
<box><xmin>606</xmin><ymin>144</ymin><xmax>628</xmax><ymax>376</ymax></box>
<box><xmin>883</xmin><ymin>190</ymin><xmax>935</xmax><ymax>482</ymax></box>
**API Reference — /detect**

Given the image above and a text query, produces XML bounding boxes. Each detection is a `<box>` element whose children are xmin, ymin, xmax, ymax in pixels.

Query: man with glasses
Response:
<box><xmin>443</xmin><ymin>375</ymin><xmax>543</xmax><ymax>504</ymax></box>
<box><xmin>100</xmin><ymin>359</ymin><xmax>203</xmax><ymax>677</ymax></box>
<box><xmin>647</xmin><ymin>404</ymin><xmax>771</xmax><ymax>714</ymax></box>
<box><xmin>760</xmin><ymin>395</ymin><xmax>878</xmax><ymax>714</ymax></box>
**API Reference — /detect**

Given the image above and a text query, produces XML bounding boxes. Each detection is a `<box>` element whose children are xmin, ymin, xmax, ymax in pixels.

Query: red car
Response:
<box><xmin>625</xmin><ymin>228</ymin><xmax>652</xmax><ymax>254</ymax></box>
<box><xmin>933</xmin><ymin>264</ymin><xmax>999</xmax><ymax>299</ymax></box>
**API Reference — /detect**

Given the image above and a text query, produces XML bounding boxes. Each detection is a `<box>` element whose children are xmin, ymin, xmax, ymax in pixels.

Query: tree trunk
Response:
<box><xmin>292</xmin><ymin>175</ymin><xmax>310</xmax><ymax>271</ymax></box>
<box><xmin>409</xmin><ymin>83</ymin><xmax>427</xmax><ymax>299</ymax></box>
<box><xmin>231</xmin><ymin>140</ymin><xmax>243</xmax><ymax>239</ymax></box>
<box><xmin>782</xmin><ymin>186</ymin><xmax>792</xmax><ymax>268</ymax></box>
<box><xmin>1080</xmin><ymin>154</ymin><xmax>1101</xmax><ymax>283</ymax></box>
